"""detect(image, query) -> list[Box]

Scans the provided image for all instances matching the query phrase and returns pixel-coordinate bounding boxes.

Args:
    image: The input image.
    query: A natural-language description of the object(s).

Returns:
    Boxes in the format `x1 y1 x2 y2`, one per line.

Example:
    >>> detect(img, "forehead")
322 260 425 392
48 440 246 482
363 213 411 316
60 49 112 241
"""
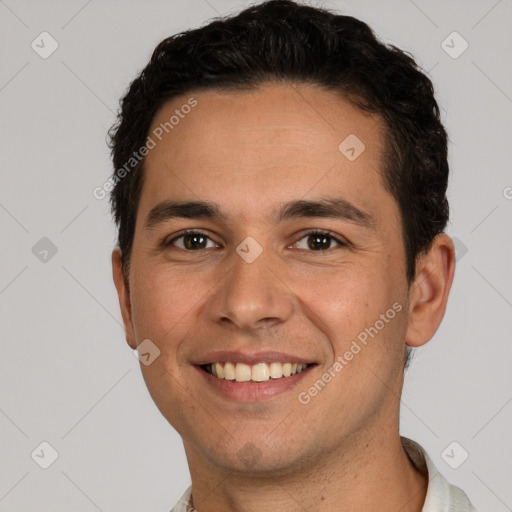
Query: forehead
138 83 392 226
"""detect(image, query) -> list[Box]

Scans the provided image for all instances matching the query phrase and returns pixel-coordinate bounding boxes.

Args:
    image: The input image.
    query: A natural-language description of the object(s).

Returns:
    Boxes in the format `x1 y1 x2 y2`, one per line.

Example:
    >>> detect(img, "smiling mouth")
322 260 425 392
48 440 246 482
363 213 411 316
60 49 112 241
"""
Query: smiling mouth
201 362 310 382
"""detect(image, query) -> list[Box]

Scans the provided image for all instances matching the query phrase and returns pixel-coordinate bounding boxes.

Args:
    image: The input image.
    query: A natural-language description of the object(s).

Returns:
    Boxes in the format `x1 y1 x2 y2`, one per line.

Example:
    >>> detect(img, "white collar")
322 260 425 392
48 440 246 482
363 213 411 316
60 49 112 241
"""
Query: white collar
401 437 476 511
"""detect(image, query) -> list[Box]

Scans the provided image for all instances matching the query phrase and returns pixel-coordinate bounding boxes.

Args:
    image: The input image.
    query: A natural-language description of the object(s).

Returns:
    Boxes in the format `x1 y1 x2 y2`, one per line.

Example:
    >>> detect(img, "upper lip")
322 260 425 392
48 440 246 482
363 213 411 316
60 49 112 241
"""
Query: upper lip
192 350 316 366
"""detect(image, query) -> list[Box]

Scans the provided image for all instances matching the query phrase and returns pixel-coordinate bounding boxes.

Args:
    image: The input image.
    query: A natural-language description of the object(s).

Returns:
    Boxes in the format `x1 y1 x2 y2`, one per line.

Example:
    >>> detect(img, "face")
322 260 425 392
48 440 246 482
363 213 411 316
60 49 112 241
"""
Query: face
113 83 429 476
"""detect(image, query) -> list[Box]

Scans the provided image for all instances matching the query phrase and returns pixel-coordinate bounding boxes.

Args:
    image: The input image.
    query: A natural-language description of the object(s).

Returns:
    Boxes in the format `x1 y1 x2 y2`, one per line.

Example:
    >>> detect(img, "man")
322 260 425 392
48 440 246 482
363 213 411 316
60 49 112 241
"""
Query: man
108 1 476 510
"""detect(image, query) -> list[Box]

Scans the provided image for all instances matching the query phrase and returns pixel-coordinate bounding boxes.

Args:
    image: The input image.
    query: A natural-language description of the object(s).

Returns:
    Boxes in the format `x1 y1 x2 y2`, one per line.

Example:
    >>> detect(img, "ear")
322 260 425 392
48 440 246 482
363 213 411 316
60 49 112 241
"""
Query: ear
112 248 136 349
405 233 456 347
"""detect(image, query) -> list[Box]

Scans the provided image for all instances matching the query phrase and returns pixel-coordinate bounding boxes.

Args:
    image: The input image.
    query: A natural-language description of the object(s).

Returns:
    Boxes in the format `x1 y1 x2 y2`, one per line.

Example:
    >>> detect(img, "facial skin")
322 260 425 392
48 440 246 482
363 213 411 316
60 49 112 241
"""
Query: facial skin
112 83 455 511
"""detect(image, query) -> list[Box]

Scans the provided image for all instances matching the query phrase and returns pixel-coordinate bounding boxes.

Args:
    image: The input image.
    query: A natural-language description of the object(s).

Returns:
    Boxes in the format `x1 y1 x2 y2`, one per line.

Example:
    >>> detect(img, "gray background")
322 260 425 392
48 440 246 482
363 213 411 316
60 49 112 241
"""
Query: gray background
1 0 511 510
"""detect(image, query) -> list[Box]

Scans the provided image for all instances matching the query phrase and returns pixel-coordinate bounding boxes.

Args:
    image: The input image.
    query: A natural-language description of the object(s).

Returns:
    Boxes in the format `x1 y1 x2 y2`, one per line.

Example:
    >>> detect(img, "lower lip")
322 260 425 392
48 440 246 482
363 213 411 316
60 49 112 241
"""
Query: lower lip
195 365 315 401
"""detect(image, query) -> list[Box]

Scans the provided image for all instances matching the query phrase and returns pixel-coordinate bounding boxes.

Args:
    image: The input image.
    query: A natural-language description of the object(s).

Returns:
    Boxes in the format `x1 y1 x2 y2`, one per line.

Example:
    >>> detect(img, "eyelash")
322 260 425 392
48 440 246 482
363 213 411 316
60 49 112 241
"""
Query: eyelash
163 229 348 252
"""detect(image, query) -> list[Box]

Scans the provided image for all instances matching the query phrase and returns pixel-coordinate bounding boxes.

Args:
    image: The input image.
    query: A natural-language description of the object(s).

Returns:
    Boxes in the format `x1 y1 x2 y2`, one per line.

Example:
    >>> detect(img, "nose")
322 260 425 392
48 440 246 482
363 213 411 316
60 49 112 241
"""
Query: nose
205 242 295 332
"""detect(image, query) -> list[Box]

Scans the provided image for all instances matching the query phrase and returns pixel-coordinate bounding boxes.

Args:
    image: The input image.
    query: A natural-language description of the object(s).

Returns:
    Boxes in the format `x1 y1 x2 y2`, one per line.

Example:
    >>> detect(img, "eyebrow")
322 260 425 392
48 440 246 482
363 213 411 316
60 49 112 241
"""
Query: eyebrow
144 197 376 231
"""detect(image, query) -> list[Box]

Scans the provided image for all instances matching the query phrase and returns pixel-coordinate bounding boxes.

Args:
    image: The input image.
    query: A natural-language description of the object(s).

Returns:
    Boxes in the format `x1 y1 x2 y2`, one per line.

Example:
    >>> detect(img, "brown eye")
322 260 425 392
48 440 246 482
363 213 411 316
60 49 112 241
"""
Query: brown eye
166 231 218 250
293 231 346 251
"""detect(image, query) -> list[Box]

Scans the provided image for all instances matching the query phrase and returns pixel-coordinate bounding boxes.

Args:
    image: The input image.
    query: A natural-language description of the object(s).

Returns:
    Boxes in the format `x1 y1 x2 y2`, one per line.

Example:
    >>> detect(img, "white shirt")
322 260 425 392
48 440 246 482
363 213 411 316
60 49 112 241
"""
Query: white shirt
169 437 476 511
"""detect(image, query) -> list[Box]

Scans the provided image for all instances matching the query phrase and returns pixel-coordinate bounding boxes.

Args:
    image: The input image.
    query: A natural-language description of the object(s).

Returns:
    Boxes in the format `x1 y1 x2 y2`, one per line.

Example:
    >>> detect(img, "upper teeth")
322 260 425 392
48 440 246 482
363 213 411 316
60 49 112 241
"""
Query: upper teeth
207 362 308 382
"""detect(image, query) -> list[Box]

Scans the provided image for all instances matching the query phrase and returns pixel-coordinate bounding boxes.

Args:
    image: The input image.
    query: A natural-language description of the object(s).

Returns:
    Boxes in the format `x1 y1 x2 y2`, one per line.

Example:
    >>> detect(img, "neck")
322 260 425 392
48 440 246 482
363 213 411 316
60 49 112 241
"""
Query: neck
183 429 428 512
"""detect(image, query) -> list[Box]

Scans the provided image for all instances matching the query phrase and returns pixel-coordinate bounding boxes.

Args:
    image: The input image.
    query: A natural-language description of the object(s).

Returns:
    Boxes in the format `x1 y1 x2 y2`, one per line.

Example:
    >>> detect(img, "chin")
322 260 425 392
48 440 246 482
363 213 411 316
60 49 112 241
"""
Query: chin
189 432 316 478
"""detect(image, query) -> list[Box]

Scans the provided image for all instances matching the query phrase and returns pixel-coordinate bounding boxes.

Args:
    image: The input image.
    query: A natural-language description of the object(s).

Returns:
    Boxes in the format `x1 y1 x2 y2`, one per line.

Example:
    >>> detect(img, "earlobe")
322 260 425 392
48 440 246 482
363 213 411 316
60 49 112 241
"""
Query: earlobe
112 248 136 349
405 234 456 348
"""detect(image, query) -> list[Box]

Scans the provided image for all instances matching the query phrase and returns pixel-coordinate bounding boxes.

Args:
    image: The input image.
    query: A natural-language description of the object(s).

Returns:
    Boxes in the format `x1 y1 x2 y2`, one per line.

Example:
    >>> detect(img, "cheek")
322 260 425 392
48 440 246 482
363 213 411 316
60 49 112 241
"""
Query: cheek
129 264 205 345
301 263 406 356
